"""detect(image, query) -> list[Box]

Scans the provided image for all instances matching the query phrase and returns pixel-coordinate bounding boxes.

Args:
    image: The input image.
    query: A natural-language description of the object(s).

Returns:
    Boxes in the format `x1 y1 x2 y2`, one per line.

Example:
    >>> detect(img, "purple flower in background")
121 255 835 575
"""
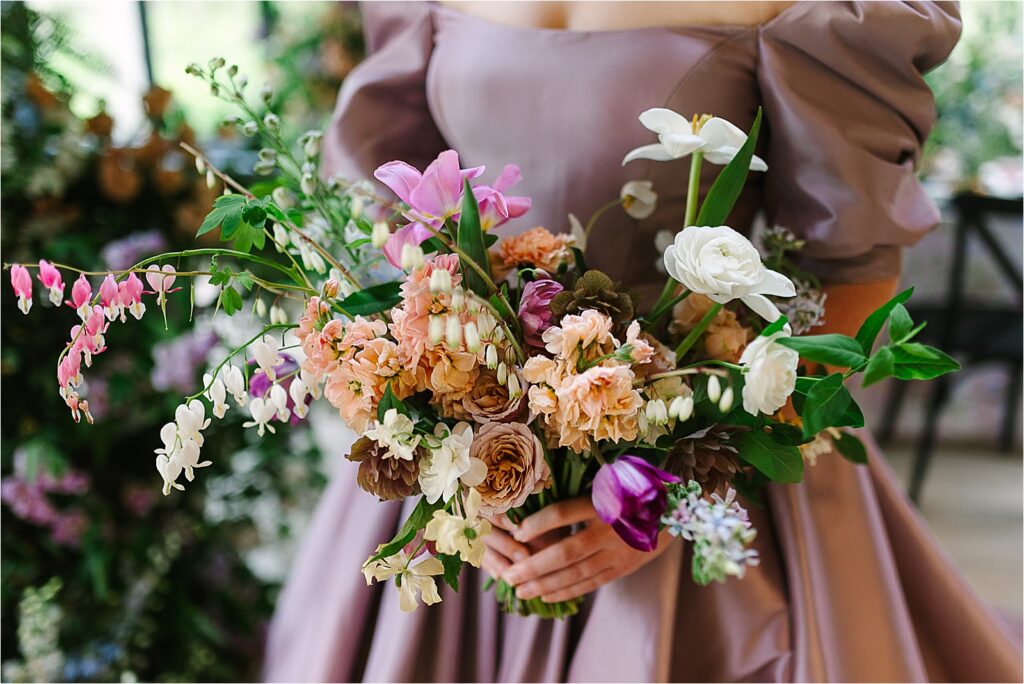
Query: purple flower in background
247 353 310 425
151 330 218 393
101 230 167 271
50 510 88 548
518 279 563 346
592 455 679 552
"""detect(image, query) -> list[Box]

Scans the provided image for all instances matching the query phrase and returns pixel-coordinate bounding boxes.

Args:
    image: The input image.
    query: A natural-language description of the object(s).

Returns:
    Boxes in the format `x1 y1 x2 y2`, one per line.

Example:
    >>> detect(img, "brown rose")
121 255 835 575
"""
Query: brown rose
470 422 550 513
347 436 420 501
461 368 526 424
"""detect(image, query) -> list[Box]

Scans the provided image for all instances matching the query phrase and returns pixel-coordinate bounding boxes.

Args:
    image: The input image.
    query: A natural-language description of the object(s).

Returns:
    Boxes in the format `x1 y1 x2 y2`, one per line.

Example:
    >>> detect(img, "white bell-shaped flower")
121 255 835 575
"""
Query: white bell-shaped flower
223 364 248 406
269 383 291 422
243 397 277 436
252 336 281 382
289 378 310 419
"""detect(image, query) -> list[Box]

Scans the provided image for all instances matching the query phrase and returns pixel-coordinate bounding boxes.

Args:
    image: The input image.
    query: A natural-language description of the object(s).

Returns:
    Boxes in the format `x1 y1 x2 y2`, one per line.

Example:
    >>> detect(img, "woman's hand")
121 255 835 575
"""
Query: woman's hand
480 512 564 580
492 498 675 603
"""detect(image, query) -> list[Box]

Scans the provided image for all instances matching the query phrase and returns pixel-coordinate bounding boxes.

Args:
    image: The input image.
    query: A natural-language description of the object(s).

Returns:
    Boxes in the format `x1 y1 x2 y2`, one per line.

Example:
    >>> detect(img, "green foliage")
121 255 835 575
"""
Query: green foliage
734 429 803 484
855 287 914 354
336 281 402 316
455 179 492 297
437 553 462 592
776 333 867 370
377 383 410 422
197 195 268 253
833 432 868 464
368 497 445 563
695 108 762 226
800 373 852 437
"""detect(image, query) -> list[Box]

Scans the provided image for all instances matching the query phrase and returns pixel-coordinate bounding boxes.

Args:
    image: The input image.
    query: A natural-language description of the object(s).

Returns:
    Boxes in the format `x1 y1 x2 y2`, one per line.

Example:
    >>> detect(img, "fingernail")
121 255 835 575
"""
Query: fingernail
513 528 527 542
513 550 528 562
516 583 535 600
504 568 523 584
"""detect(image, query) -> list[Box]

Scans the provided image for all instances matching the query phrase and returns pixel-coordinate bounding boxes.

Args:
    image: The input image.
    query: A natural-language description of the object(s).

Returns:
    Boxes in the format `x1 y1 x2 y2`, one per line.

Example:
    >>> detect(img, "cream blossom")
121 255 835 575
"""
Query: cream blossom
243 397 277 436
419 422 486 504
252 336 282 382
424 488 492 567
739 331 800 416
364 409 420 461
223 364 248 406
622 108 767 171
620 180 658 220
663 225 795 322
203 373 229 419
362 551 444 613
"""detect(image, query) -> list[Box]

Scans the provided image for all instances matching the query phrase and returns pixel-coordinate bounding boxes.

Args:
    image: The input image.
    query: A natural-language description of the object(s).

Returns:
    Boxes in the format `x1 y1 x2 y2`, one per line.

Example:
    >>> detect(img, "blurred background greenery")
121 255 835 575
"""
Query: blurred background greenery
0 1 1020 682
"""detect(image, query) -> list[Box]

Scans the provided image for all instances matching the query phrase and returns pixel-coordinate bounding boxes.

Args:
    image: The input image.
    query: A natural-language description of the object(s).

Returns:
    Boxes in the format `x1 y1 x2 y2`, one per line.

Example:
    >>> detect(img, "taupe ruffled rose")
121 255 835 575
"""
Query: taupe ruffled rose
461 368 526 424
470 422 550 513
347 436 421 501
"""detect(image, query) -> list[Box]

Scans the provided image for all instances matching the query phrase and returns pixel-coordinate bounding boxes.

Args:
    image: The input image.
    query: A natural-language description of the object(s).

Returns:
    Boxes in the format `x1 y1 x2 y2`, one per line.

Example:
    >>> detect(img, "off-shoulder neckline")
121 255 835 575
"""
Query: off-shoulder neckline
431 1 806 36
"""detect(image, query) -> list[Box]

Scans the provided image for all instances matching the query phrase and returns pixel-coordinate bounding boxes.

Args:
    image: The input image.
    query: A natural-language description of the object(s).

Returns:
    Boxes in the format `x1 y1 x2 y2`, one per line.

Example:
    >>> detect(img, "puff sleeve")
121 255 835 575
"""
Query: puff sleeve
321 2 448 182
758 1 961 282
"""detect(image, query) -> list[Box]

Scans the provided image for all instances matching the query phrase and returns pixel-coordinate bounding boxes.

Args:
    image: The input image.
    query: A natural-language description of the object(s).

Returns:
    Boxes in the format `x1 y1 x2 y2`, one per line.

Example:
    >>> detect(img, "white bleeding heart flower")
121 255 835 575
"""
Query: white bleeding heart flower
223 364 248 406
252 336 281 382
289 378 309 419
203 374 229 419
299 369 322 400
156 454 185 496
176 437 212 481
739 331 800 417
269 383 290 422
154 421 179 457
622 108 767 171
243 397 277 436
663 225 795 322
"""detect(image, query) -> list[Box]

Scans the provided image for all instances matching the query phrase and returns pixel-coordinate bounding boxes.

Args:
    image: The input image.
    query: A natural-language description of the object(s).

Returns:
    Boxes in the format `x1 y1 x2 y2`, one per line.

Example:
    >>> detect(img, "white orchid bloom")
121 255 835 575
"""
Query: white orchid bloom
243 397 277 436
361 551 444 613
176 437 211 481
424 488 492 567
418 422 486 505
156 454 185 496
623 108 767 171
289 378 310 419
269 383 291 422
620 180 658 220
252 336 281 381
223 364 248 406
203 374 229 419
364 409 420 461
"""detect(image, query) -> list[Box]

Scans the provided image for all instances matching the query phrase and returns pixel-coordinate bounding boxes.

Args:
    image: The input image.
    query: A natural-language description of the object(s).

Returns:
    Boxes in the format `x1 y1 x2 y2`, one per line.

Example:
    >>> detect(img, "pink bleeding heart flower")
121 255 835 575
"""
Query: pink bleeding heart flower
517 278 564 346
146 264 177 305
37 260 64 306
118 272 146 320
474 164 532 231
10 265 33 314
67 274 93 320
99 274 122 321
592 455 679 552
58 350 83 393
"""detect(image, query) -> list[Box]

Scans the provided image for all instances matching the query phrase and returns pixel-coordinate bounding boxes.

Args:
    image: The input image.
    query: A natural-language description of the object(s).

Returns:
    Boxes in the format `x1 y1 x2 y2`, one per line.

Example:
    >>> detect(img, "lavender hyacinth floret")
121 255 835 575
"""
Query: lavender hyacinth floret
662 480 760 585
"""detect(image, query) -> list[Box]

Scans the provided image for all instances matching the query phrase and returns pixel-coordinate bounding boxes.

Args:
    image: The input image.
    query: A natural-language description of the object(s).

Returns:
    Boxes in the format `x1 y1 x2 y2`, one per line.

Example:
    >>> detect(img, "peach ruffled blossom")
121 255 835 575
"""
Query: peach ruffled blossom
491 227 573 279
542 309 615 361
555 365 642 447
671 293 753 363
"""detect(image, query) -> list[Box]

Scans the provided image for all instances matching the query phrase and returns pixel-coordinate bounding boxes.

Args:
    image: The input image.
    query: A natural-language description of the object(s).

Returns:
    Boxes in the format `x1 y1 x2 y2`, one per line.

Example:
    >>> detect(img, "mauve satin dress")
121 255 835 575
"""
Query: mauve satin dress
264 2 1023 681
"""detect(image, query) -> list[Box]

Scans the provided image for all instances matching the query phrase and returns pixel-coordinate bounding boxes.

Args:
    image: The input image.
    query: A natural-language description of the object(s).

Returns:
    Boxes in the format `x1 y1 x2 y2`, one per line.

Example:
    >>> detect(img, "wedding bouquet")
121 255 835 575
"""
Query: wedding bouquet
5 59 959 620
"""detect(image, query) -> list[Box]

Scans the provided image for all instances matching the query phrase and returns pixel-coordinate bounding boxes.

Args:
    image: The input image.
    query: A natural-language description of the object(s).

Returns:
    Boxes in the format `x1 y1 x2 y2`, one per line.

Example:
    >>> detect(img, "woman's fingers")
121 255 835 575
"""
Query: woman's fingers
503 524 604 585
482 526 531 563
513 551 614 600
540 567 621 603
484 512 517 533
513 498 598 543
481 548 512 580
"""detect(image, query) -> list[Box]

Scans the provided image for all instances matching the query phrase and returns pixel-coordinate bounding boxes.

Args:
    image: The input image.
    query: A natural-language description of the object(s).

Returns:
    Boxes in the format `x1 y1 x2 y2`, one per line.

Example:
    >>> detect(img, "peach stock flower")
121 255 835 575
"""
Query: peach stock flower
491 227 573 279
542 309 615 361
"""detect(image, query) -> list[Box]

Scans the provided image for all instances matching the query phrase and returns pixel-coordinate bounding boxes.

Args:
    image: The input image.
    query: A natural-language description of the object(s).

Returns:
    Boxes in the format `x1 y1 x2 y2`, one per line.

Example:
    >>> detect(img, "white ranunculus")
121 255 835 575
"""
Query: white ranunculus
663 225 795 321
620 180 658 219
622 108 767 171
418 422 486 504
739 332 800 416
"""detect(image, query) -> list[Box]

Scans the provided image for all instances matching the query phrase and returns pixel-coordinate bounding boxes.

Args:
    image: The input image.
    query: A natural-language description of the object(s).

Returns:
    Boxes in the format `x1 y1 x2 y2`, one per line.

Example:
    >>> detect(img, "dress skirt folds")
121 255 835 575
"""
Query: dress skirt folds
265 2 1023 681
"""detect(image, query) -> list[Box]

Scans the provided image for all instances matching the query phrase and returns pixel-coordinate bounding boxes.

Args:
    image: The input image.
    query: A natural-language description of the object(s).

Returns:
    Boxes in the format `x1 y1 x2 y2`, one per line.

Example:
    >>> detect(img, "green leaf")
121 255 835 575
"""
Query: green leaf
337 281 402 316
735 428 803 483
889 304 913 342
862 346 895 387
801 372 851 436
456 178 492 296
377 382 410 421
219 286 243 315
833 432 868 464
242 198 268 227
766 422 813 446
369 497 444 563
855 287 914 353
776 334 868 370
891 342 960 380
760 314 788 338
695 108 762 226
197 194 247 238
836 398 866 429
437 553 462 592
235 271 255 292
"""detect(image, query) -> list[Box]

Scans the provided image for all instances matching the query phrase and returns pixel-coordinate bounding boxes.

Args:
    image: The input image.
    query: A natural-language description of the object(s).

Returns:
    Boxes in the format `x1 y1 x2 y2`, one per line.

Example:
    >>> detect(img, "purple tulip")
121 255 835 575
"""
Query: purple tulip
518 279 563 346
592 455 679 552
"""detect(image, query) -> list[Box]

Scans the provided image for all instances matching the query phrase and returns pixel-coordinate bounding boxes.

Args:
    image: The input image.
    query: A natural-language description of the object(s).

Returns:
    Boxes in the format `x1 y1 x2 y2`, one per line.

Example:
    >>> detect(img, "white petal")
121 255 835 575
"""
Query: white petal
462 458 487 487
658 132 706 159
700 117 748 150
741 293 783 322
754 268 797 298
638 107 693 136
622 143 676 166
749 154 768 172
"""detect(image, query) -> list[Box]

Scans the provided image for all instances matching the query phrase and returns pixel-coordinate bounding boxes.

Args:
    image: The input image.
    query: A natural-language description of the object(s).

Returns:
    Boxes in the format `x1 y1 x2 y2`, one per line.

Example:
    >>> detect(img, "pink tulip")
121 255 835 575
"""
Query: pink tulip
67 274 93 319
382 223 434 269
37 260 64 306
474 164 532 231
375 150 484 224
10 265 32 314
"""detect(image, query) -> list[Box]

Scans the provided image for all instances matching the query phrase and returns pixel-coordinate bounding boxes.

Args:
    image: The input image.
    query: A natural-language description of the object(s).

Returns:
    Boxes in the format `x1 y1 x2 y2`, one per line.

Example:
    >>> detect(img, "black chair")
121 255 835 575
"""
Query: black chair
876 191 1023 503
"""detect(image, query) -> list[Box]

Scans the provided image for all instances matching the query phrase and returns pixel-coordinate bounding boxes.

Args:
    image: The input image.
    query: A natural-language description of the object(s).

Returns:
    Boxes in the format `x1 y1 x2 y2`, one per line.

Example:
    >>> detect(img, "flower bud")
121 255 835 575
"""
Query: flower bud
646 399 668 425
303 132 322 158
428 315 445 345
371 221 390 248
400 244 424 271
677 395 694 422
271 186 292 209
350 195 364 219
507 373 522 400
464 322 482 352
322 279 341 299
222 114 241 126
706 375 722 403
209 57 225 70
449 287 465 311
485 344 499 369
242 121 259 137
272 223 289 251
261 83 274 103
195 157 206 174
206 170 216 190
429 268 452 294
668 395 689 421
227 64 238 77
270 304 288 325
300 173 317 196
445 315 462 349
263 113 280 131
209 83 220 96
718 386 734 413
253 160 276 176
254 297 267 318
497 362 508 385
186 63 203 76
258 148 277 162
234 74 248 90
